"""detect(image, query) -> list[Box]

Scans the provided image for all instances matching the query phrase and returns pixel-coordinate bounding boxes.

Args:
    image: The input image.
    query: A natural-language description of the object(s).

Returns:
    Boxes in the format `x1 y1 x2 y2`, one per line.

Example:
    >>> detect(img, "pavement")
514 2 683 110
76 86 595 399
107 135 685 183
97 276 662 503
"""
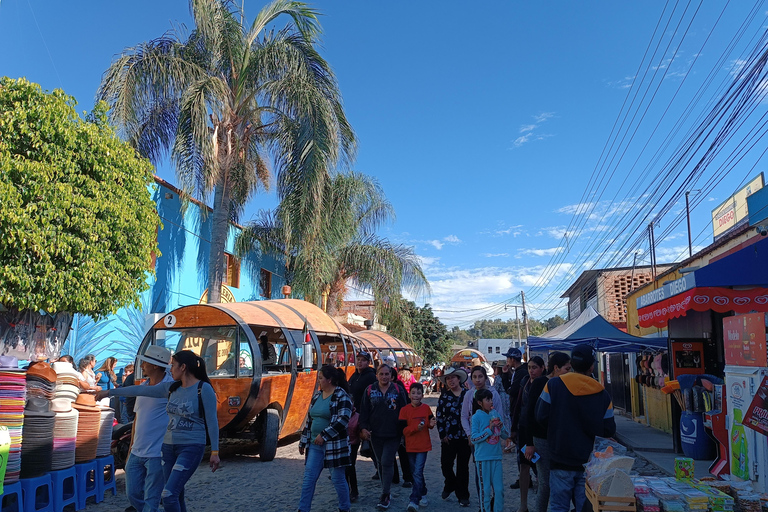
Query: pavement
613 414 714 480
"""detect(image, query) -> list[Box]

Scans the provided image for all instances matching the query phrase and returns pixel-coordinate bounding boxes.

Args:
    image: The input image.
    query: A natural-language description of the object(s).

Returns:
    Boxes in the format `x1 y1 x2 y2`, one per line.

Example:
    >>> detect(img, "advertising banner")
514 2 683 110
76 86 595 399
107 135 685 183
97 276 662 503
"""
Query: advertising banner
723 313 768 367
672 341 704 376
742 376 768 437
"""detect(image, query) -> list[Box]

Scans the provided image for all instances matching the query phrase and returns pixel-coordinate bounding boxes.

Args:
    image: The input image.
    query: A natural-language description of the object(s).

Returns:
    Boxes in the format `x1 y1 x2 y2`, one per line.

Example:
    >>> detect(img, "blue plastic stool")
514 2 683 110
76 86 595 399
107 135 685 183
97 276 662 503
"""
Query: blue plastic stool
49 467 77 512
20 474 53 512
73 462 97 511
94 456 116 502
0 480 23 512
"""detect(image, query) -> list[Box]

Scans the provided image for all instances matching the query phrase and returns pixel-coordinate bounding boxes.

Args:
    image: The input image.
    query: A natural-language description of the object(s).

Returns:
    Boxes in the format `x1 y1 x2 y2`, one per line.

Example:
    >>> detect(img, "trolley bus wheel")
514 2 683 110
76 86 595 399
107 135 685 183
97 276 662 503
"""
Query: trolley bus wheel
259 409 280 462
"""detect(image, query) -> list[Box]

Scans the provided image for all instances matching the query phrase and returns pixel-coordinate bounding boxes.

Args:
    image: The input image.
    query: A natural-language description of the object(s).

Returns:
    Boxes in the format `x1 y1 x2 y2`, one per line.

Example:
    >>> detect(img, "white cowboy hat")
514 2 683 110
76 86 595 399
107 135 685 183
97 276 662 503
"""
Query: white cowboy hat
439 367 468 386
137 346 172 369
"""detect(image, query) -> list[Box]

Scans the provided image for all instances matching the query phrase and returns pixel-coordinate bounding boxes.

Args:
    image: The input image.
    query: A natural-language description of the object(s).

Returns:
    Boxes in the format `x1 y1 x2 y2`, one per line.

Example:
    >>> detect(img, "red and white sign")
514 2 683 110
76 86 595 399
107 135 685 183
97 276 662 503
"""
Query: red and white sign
638 287 768 328
723 313 767 367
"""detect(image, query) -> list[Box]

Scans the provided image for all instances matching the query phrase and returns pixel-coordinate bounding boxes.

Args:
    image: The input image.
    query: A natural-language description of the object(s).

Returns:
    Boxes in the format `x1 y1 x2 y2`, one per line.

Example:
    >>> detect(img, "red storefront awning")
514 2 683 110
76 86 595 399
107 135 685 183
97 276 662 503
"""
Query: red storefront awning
638 287 768 328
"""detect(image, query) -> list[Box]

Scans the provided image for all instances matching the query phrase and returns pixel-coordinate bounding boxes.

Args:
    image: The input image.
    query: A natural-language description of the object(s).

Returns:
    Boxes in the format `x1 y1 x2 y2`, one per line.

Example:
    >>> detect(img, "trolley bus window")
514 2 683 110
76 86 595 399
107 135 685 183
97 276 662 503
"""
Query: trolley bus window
175 327 239 377
252 328 290 374
237 328 253 378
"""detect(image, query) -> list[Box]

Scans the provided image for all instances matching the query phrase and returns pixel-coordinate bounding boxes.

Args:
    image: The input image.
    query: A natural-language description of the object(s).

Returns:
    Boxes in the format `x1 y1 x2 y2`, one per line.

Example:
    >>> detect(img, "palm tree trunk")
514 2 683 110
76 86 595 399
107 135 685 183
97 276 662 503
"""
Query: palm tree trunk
208 175 231 304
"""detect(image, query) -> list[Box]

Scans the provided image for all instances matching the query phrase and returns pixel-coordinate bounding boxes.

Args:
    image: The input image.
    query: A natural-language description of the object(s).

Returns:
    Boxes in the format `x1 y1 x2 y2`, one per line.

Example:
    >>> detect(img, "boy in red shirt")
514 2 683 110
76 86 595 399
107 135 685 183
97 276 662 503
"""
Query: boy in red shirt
399 382 436 512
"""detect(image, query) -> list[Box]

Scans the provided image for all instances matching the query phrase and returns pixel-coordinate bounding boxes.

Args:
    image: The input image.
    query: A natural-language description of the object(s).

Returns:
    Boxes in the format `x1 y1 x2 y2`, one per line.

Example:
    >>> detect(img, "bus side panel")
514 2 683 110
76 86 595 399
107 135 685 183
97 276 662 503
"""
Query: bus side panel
280 371 317 437
210 378 252 430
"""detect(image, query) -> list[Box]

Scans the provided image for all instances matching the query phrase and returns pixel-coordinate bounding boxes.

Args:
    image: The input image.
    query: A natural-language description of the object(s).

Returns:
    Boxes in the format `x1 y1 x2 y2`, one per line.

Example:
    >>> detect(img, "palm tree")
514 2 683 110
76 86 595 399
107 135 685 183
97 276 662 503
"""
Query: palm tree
98 0 355 303
236 172 429 327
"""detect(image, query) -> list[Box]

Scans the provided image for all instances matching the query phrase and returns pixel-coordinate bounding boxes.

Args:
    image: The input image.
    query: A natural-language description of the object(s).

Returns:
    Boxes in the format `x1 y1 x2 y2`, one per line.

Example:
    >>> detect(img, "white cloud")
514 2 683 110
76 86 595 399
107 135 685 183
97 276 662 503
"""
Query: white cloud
417 256 440 268
492 224 524 237
444 235 461 243
556 202 596 215
518 247 563 257
483 253 509 258
428 240 444 250
512 112 555 148
513 133 533 147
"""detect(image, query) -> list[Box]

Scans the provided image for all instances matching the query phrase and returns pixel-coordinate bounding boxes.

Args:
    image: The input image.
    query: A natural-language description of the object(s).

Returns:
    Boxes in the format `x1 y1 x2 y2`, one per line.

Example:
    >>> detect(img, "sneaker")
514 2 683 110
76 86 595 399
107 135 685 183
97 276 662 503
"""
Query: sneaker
402 480 413 488
407 502 419 512
441 490 452 500
459 499 470 507
419 497 429 507
377 493 391 509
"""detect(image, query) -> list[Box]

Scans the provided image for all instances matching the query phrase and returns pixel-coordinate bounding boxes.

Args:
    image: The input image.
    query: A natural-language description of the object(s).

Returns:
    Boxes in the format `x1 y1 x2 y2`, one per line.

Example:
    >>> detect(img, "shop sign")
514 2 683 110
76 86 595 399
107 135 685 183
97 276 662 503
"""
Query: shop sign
639 287 768 328
711 173 764 240
742 376 768 436
636 273 697 309
723 313 767 367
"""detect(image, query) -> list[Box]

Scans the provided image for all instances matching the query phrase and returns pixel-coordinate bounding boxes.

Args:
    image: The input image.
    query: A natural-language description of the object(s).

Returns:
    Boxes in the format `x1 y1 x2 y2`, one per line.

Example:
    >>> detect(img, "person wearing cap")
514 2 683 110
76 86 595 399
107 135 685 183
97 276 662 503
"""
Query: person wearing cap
100 350 220 512
123 346 174 512
535 344 615 512
346 351 378 502
436 367 471 507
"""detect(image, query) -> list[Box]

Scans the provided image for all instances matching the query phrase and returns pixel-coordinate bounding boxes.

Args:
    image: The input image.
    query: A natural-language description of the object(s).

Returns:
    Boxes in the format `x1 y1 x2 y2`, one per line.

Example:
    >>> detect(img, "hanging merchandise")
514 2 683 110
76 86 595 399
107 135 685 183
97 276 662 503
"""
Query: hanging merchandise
742 376 768 436
0 355 26 485
0 426 9 494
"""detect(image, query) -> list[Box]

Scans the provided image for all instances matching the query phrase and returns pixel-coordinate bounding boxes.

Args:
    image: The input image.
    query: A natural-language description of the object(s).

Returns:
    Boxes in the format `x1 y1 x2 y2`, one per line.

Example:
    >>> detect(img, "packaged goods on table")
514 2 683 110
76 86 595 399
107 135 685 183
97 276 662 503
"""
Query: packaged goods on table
637 493 661 512
738 494 762 512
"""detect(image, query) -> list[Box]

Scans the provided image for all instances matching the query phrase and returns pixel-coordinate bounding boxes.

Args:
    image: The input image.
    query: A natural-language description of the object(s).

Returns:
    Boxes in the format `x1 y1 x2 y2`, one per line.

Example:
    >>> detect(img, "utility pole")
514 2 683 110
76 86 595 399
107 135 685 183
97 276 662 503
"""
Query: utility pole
514 307 522 344
685 191 693 258
521 291 530 339
648 223 657 280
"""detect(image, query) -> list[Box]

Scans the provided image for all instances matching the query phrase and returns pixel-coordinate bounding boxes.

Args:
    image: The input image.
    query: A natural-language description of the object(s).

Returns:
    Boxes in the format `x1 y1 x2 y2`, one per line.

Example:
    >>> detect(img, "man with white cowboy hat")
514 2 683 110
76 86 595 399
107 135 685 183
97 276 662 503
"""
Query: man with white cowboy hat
124 345 174 512
436 367 471 507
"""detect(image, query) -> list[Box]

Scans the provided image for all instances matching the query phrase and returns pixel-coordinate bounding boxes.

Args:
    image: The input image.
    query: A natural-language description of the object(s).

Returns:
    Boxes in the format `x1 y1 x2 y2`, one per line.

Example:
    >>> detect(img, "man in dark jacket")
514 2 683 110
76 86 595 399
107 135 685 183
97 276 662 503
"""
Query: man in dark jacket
346 351 378 501
536 344 616 512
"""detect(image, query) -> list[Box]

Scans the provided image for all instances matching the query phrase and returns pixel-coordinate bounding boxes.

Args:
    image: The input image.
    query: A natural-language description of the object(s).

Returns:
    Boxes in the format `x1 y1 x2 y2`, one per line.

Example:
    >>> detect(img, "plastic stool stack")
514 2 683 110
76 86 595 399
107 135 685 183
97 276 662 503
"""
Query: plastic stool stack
0 480 22 512
94 455 116 502
20 474 53 512
73 461 97 511
49 466 77 512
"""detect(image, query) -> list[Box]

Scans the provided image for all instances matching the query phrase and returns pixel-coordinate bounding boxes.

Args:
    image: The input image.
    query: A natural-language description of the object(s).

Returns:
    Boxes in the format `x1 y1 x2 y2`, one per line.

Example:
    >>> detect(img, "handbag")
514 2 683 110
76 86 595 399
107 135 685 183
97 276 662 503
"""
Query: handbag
347 409 360 445
359 439 373 458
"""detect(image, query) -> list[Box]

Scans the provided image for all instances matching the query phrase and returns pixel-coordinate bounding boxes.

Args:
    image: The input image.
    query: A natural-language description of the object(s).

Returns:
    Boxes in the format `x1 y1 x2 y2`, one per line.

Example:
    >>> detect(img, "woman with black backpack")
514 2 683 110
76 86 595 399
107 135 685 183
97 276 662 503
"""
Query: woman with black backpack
99 350 220 512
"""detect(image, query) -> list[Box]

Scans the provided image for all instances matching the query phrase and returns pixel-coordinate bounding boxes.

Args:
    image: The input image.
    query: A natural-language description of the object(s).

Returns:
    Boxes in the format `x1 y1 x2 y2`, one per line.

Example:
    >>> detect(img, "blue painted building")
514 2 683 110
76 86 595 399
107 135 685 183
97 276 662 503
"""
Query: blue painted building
62 177 287 369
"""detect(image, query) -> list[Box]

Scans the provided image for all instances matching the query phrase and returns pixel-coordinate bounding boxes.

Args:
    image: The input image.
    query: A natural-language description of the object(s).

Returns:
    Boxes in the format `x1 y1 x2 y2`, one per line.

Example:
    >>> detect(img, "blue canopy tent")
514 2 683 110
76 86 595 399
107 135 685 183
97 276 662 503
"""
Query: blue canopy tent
528 307 668 353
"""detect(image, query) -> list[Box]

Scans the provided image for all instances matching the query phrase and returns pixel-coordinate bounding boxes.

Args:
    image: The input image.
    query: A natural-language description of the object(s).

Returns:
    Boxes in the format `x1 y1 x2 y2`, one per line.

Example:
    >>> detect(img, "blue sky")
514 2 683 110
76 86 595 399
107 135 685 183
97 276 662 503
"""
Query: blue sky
2 1 767 328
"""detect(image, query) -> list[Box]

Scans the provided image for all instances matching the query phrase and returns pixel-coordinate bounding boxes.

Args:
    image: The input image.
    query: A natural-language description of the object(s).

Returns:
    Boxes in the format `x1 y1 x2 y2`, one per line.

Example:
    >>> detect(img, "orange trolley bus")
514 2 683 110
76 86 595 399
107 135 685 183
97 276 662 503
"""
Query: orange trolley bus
134 299 359 461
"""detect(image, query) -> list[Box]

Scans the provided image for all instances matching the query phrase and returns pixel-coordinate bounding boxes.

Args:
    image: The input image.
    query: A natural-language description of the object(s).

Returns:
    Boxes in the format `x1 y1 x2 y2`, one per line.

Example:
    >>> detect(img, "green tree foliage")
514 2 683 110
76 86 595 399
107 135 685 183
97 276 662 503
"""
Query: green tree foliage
0 78 159 316
383 301 450 366
444 314 568 348
236 172 428 318
98 0 355 304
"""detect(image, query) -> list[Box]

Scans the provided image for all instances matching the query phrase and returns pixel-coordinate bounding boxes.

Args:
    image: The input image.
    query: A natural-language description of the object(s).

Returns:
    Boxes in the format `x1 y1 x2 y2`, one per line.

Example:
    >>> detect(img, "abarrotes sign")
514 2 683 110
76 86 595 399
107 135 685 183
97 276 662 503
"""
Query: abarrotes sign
636 273 698 309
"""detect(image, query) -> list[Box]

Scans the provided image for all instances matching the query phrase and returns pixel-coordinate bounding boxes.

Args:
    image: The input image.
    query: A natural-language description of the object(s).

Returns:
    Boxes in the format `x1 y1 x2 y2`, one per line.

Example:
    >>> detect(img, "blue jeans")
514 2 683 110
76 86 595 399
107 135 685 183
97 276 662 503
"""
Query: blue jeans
298 444 351 512
407 452 428 504
160 443 205 512
549 468 586 512
125 453 164 512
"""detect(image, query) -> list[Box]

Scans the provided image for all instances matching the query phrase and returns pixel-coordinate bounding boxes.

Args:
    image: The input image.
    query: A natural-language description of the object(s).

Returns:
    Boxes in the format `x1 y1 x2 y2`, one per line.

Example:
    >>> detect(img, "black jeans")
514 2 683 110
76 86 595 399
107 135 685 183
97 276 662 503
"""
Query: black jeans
346 441 361 497
441 438 471 501
396 439 413 483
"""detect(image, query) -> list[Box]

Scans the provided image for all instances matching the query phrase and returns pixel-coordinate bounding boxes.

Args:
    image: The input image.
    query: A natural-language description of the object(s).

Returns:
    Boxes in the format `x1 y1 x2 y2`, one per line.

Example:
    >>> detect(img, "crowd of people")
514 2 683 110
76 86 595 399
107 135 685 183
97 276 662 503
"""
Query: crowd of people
296 343 616 512
49 343 615 512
